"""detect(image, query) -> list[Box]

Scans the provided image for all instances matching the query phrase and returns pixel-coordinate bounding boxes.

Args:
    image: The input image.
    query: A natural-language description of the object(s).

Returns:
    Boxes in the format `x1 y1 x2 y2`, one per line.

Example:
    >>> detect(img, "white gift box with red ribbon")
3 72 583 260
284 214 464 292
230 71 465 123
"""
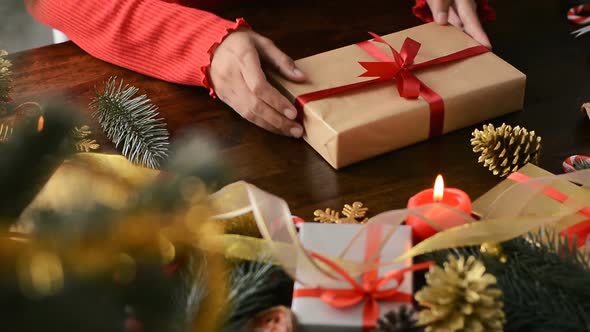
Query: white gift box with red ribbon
291 223 416 332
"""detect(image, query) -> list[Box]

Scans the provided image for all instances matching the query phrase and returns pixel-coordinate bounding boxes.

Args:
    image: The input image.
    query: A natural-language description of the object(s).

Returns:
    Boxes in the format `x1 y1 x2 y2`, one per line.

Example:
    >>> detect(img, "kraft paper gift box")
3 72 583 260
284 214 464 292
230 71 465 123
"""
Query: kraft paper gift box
270 23 526 169
292 223 413 332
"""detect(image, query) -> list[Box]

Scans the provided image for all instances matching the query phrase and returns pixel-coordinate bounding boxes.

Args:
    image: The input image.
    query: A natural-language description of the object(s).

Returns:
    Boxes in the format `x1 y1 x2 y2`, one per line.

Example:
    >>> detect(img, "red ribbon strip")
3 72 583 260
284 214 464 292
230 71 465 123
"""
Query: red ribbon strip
508 172 590 247
294 33 489 137
293 224 433 331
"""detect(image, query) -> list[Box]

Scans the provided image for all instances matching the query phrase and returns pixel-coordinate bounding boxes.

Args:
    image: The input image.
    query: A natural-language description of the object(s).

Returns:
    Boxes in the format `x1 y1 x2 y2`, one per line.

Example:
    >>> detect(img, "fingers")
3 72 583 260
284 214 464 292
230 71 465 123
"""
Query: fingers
218 67 303 138
210 30 306 137
238 84 304 138
254 36 306 82
427 0 453 25
448 7 463 29
455 0 491 48
239 49 300 122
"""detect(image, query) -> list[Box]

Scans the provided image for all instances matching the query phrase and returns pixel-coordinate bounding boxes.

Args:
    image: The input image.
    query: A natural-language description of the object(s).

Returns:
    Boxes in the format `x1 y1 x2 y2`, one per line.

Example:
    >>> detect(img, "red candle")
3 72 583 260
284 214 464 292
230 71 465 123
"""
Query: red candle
406 175 472 242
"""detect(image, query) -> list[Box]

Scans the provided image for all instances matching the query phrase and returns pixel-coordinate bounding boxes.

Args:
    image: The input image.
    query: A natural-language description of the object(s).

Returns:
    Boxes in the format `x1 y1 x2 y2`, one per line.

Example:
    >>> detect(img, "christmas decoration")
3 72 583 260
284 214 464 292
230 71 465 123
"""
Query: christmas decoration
0 101 43 142
479 242 507 263
415 255 505 332
569 4 590 37
313 201 368 223
563 155 590 173
0 103 98 152
245 306 296 332
471 123 542 177
0 104 234 332
425 229 590 332
72 125 100 152
90 77 169 169
0 49 12 106
224 259 290 331
375 306 423 332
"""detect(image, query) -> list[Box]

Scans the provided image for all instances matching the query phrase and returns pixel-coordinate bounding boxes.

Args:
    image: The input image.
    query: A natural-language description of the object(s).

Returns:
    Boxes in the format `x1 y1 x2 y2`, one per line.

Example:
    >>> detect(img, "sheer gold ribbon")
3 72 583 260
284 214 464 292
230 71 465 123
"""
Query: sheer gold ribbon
210 168 590 287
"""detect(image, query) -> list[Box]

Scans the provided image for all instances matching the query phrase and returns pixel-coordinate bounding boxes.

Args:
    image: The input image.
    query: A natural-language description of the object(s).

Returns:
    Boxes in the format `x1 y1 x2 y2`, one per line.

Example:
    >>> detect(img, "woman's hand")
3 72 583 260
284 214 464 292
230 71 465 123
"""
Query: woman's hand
427 0 491 48
209 29 306 138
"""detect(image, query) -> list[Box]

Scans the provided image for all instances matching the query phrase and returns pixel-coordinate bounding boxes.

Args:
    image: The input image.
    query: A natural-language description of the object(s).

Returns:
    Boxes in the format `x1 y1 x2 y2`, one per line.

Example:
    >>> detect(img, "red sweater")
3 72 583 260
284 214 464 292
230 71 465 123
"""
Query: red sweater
27 0 494 95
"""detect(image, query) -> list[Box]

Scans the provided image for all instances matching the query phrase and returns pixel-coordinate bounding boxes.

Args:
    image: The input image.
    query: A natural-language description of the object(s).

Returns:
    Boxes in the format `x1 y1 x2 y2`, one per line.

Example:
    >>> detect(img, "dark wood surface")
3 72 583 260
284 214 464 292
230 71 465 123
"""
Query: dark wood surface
8 0 590 220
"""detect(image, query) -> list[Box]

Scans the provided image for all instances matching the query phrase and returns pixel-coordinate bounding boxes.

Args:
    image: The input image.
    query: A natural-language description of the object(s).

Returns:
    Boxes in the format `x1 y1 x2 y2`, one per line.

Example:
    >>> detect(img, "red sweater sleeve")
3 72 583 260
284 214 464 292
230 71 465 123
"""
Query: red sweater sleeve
26 0 248 92
413 0 496 23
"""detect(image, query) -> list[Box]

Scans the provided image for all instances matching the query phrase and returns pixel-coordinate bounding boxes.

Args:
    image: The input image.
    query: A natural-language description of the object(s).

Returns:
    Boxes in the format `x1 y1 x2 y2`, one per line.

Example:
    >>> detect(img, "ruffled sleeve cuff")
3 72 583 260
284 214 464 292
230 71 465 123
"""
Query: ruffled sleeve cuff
201 17 250 98
413 0 496 23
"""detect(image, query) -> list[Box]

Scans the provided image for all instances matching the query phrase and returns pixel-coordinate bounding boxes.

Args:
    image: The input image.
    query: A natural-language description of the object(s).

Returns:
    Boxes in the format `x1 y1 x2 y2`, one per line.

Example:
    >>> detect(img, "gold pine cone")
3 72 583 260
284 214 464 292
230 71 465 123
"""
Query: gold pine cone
471 123 541 177
415 255 505 332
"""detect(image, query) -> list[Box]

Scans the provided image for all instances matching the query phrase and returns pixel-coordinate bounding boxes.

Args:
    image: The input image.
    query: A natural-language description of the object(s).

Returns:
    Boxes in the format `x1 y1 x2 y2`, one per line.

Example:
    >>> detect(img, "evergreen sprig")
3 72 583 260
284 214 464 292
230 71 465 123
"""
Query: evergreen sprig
90 77 169 169
224 259 289 331
376 306 423 332
423 231 590 332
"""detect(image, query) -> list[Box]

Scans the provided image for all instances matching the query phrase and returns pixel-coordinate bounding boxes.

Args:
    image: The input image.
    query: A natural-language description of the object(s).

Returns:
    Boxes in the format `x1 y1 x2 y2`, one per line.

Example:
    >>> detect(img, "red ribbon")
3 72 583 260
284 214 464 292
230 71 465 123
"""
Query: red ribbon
294 33 489 137
293 224 433 331
509 172 590 247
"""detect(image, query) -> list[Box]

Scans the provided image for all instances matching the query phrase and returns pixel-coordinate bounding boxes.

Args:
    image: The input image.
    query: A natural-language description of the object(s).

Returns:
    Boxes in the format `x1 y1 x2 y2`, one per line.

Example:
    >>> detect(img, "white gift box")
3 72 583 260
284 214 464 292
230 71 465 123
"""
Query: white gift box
292 223 413 332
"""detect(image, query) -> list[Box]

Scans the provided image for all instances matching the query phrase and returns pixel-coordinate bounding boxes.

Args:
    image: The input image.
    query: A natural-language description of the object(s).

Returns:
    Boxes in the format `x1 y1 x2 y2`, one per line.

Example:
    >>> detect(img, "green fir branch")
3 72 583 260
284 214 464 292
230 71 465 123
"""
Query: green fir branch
90 77 169 169
224 259 288 331
423 231 590 332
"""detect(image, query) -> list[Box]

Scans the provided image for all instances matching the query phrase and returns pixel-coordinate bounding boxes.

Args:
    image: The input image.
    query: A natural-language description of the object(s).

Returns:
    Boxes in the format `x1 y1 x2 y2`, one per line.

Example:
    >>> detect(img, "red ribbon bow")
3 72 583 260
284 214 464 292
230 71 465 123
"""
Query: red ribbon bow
294 33 489 138
293 224 433 331
358 33 423 99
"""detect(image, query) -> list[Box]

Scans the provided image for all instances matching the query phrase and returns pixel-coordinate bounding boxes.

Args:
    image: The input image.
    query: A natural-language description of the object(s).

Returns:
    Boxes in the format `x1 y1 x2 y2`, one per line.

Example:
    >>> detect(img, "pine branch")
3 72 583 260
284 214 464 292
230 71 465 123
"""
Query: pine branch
423 232 590 332
90 77 169 169
224 259 289 332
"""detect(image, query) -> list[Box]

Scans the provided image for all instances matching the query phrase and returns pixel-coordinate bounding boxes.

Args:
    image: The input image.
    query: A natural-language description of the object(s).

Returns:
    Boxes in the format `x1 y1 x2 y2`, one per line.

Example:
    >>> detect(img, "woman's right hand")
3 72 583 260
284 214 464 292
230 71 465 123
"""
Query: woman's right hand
209 29 306 138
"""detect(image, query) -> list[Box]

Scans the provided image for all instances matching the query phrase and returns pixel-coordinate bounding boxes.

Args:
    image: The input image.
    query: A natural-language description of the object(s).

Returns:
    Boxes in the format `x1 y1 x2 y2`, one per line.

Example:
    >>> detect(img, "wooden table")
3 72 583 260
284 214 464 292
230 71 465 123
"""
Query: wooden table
8 0 590 220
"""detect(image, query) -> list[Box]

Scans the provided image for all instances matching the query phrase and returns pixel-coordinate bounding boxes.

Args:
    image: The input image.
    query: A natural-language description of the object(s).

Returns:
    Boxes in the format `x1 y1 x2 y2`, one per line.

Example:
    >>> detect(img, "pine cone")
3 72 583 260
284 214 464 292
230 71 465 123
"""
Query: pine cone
471 123 541 177
415 255 505 332
375 305 424 332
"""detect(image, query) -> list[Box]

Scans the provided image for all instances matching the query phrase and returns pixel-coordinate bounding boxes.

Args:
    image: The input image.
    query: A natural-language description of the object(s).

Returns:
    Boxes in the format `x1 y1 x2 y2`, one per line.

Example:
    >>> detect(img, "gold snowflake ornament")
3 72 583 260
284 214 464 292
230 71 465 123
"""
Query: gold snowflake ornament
72 125 100 152
313 202 368 224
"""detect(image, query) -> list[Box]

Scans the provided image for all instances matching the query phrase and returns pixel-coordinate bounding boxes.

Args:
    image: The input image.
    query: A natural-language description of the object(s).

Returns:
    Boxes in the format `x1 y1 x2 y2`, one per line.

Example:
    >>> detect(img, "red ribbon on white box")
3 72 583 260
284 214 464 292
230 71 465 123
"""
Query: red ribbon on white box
293 224 432 331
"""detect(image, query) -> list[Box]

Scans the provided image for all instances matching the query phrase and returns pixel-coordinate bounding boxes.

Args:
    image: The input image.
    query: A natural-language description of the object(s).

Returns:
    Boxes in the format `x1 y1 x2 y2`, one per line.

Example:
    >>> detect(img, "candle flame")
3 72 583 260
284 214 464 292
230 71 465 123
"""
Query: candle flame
433 174 444 202
37 116 44 133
